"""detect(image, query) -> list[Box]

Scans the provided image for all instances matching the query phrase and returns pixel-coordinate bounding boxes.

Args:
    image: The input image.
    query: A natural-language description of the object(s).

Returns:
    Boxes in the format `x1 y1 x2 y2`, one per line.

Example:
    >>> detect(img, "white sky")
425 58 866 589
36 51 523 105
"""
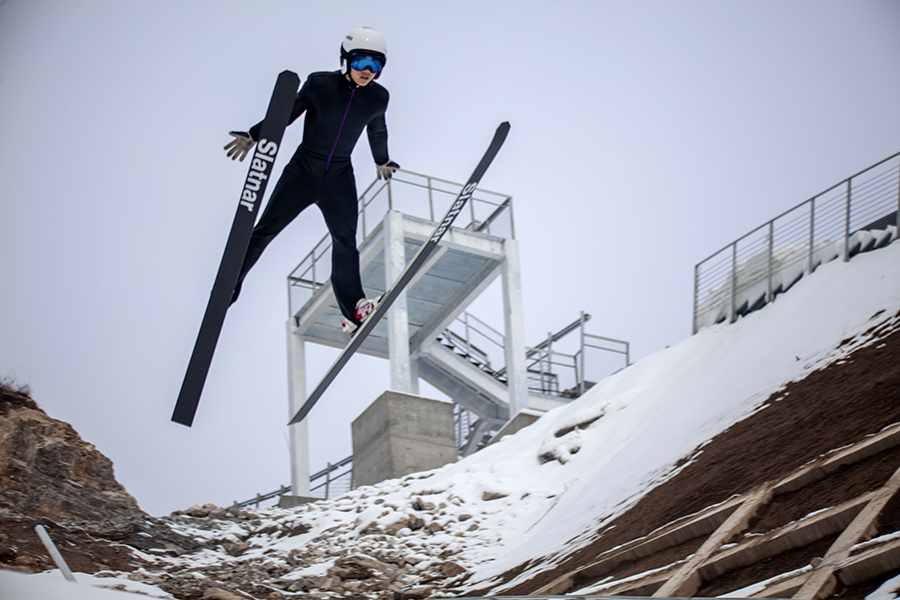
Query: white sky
1 0 898 517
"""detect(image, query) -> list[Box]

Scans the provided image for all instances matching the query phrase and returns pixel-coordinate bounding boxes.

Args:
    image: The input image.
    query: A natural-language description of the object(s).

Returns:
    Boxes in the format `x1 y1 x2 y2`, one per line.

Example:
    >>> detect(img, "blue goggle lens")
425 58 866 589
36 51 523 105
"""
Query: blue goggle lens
349 52 385 73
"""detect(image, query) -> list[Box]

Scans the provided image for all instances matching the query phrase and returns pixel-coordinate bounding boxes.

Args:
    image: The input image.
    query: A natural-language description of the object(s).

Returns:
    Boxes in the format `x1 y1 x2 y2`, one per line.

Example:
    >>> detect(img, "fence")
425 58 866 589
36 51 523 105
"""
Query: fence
454 403 486 452
235 456 353 508
287 169 514 318
693 152 900 333
308 456 353 499
441 312 631 398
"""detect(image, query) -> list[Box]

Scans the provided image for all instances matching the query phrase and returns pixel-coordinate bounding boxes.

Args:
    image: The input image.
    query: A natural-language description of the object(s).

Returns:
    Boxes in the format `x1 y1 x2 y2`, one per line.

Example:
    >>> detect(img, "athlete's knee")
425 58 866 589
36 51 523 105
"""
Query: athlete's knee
331 237 359 257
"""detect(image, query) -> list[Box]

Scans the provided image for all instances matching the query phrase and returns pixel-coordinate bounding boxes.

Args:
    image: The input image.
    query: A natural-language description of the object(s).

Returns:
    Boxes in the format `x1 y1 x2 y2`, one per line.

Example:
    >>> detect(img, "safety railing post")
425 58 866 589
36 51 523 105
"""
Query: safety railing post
729 243 738 323
427 176 435 221
579 312 587 396
692 263 700 335
767 221 774 304
325 462 332 499
311 251 316 300
544 332 553 394
843 178 852 262
33 521 77 583
808 197 816 275
464 313 471 356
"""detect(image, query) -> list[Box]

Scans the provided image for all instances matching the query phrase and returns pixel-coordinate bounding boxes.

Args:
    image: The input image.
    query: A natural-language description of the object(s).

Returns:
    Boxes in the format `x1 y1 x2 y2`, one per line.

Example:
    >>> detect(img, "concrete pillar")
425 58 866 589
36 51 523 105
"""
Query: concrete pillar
502 237 529 417
385 210 418 394
351 391 456 487
286 320 310 496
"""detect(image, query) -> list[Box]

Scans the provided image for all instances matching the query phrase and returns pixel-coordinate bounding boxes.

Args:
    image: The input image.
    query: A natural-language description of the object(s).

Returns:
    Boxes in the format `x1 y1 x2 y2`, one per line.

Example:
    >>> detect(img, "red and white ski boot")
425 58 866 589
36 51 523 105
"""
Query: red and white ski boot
340 297 381 337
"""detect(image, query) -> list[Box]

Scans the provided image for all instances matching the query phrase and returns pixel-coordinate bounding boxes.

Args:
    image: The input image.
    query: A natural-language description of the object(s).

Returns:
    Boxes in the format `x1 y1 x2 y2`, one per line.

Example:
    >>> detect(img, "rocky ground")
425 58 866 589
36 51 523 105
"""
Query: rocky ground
0 381 480 599
0 381 142 522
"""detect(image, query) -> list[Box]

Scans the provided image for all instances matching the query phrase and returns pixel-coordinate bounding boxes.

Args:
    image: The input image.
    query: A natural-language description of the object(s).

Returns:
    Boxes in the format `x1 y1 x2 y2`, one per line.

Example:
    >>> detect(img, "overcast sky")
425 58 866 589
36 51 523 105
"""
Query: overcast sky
1 0 898 516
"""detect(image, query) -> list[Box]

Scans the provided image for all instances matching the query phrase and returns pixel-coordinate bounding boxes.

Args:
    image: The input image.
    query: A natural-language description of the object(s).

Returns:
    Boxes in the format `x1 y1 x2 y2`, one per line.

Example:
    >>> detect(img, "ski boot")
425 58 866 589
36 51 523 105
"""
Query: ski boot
340 297 381 337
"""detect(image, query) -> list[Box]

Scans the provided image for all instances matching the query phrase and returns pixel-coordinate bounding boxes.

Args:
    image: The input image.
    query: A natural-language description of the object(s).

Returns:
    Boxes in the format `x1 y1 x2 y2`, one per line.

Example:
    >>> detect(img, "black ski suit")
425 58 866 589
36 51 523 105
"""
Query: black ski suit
234 70 391 323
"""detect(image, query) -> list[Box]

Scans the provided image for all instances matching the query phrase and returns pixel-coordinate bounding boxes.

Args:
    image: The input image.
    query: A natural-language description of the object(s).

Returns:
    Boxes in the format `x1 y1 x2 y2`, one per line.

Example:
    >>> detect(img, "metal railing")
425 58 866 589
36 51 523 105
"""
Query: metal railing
308 456 353 499
287 169 514 318
693 152 900 333
439 312 631 398
454 403 493 453
236 456 353 507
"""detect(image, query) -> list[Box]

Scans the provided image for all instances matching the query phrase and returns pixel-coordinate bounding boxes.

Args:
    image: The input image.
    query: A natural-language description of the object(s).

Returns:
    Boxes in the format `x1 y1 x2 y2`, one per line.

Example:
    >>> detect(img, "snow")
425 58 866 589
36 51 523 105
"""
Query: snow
0 568 174 599
720 565 813 598
868 573 900 600
6 241 900 598
460 242 900 589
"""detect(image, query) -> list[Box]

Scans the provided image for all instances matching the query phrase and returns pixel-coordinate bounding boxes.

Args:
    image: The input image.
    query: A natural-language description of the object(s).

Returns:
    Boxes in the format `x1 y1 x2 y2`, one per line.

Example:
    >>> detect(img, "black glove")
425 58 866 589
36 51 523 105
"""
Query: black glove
376 160 400 181
224 131 256 162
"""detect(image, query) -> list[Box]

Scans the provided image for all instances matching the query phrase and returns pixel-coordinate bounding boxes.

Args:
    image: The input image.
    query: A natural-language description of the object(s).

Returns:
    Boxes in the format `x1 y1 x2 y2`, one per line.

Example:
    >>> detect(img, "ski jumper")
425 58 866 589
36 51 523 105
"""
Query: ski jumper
235 70 390 322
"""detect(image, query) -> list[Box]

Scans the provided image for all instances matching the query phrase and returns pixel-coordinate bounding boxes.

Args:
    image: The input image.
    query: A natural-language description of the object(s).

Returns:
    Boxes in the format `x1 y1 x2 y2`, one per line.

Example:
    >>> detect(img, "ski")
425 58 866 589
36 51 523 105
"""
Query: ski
172 70 300 427
288 121 511 425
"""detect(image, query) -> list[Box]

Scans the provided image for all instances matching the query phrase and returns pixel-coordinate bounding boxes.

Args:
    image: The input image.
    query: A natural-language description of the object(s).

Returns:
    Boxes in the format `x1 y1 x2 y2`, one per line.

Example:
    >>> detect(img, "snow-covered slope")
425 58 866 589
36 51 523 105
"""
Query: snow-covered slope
464 239 900 589
7 241 900 599
192 239 898 594
0 569 173 599
385 239 900 591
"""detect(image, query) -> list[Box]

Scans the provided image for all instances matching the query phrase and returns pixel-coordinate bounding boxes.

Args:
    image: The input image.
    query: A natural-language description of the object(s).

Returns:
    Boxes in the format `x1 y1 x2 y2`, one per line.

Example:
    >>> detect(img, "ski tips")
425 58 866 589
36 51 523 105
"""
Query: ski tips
492 122 510 148
171 405 196 427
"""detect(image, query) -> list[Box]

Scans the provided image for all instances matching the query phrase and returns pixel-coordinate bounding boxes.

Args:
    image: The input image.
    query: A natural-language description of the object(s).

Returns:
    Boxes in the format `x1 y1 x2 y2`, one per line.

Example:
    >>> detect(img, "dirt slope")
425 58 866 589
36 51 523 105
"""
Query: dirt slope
489 309 900 598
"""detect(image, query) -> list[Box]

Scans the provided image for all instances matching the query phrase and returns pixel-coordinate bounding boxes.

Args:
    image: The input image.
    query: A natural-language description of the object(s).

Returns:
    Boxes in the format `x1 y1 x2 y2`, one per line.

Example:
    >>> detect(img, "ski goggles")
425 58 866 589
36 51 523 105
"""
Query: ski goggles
348 51 385 74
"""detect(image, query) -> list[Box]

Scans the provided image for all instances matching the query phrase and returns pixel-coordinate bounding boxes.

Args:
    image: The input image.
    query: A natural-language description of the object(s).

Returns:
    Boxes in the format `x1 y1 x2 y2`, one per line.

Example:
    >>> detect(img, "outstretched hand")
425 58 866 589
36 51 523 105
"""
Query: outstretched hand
224 131 256 161
377 160 400 181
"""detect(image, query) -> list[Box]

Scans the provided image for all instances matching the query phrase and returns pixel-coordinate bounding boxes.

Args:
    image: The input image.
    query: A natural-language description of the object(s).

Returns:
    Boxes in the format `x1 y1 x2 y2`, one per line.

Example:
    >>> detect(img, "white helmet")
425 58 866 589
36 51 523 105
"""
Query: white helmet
341 27 387 78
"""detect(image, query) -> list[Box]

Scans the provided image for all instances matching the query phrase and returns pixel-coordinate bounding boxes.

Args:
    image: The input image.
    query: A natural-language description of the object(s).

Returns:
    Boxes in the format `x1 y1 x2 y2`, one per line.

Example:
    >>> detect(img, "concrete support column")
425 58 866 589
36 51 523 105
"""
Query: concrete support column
352 391 455 487
286 320 310 496
385 210 418 395
502 237 529 417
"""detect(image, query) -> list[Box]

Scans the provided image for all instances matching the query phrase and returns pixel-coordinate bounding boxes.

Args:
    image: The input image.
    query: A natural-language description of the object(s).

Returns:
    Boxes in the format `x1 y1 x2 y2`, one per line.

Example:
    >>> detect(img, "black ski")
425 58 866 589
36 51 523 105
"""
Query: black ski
172 70 300 427
288 121 511 425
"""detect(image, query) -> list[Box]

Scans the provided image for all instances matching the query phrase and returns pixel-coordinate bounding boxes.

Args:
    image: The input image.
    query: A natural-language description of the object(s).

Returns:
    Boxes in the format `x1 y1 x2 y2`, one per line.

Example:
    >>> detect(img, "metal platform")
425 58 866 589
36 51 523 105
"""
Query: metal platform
292 211 507 360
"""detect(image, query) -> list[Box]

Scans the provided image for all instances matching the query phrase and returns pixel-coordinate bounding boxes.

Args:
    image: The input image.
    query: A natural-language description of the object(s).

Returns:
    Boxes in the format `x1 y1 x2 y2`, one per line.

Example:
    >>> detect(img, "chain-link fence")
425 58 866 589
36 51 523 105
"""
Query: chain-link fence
694 152 900 333
308 457 353 499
